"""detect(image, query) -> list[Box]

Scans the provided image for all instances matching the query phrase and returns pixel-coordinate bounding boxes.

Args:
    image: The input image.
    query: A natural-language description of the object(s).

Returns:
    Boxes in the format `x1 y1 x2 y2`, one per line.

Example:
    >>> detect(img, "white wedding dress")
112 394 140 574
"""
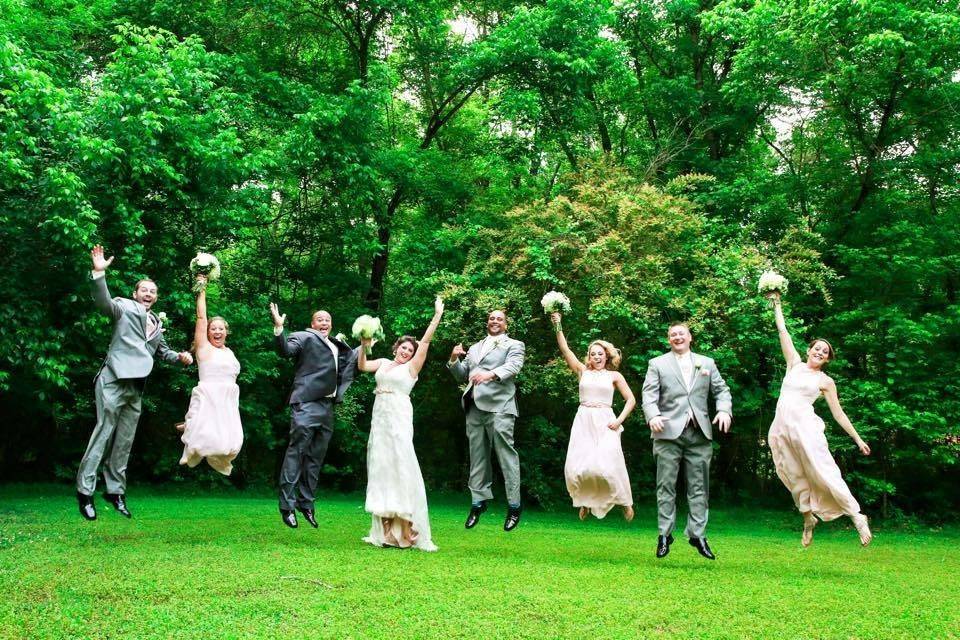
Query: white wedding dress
363 361 437 551
179 346 243 475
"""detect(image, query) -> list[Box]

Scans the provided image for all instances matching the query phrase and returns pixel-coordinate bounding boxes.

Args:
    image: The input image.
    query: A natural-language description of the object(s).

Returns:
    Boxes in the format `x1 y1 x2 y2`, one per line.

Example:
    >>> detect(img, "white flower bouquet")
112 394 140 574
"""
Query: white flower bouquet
541 290 571 332
190 252 221 292
352 315 385 355
758 270 788 297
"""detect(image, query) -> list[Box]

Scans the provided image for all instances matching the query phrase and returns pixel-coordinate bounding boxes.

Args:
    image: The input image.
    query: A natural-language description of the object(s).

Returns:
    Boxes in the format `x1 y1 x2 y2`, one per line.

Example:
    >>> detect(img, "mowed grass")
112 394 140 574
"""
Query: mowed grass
0 485 956 640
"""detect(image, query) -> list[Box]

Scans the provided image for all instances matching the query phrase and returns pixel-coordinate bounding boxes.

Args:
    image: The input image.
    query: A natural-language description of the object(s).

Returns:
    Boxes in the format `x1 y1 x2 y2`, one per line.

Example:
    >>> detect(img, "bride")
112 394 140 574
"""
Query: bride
178 274 243 475
357 297 444 551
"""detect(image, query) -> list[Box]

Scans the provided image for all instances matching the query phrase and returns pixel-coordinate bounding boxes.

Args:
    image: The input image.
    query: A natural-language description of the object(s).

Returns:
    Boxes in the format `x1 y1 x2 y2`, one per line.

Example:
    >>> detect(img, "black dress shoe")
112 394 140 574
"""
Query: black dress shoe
103 492 131 518
689 537 716 560
465 502 487 529
280 508 298 529
656 534 674 558
77 492 97 521
504 505 522 532
298 508 318 528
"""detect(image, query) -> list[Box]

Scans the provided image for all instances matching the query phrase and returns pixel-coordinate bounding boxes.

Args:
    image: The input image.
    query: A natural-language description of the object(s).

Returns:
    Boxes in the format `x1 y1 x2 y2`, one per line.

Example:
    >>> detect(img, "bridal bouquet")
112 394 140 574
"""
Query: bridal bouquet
352 315 385 355
758 270 788 297
190 252 221 292
541 290 571 332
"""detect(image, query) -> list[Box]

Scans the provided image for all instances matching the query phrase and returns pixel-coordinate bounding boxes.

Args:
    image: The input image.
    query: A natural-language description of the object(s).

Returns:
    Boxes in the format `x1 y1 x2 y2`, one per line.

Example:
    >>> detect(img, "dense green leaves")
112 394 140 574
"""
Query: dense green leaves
1 0 957 517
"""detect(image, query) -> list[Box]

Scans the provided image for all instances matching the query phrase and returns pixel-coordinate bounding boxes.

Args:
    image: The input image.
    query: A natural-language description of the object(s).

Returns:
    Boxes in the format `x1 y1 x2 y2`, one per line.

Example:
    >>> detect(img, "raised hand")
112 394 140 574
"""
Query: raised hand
434 296 445 316
90 245 115 272
450 343 466 360
269 302 286 329
766 291 781 306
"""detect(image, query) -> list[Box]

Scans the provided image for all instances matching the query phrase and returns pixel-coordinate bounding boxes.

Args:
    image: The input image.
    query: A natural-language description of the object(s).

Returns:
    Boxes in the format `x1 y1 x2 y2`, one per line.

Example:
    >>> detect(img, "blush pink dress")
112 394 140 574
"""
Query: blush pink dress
767 364 862 520
564 369 633 518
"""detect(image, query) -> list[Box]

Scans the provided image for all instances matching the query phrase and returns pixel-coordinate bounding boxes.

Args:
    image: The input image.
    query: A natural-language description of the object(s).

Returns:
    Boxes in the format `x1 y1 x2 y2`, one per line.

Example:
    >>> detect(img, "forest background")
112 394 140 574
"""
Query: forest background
2 0 958 519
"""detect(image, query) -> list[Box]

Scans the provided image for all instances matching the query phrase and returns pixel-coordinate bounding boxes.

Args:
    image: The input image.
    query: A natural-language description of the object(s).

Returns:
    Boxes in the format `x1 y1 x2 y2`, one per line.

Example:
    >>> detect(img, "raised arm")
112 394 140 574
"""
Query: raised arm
609 372 636 430
89 245 122 319
409 297 444 377
193 275 210 352
770 293 802 367
270 303 303 358
551 312 585 375
357 339 383 373
447 343 470 382
822 376 871 455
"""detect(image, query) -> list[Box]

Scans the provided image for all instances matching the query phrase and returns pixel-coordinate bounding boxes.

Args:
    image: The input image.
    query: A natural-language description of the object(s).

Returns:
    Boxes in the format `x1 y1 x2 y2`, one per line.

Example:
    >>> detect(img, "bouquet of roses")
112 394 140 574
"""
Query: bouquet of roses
352 315 385 355
190 252 221 292
541 290 571 332
758 270 788 298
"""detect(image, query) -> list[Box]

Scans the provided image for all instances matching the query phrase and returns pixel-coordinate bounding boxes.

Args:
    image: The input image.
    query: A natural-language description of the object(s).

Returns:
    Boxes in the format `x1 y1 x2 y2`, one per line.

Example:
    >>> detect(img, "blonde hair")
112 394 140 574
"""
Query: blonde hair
583 340 622 370
209 316 230 335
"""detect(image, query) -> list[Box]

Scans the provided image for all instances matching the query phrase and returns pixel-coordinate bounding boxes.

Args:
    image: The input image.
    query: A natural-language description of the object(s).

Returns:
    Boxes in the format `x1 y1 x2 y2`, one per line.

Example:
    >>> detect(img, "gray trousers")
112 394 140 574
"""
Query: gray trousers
466 406 521 505
278 399 334 511
76 376 144 496
653 422 713 538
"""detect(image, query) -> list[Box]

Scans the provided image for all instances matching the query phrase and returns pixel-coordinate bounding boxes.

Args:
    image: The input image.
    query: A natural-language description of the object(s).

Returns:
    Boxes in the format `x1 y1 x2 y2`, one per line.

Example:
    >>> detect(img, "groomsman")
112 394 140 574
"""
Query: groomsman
270 304 358 529
448 310 526 531
641 322 732 559
76 246 193 520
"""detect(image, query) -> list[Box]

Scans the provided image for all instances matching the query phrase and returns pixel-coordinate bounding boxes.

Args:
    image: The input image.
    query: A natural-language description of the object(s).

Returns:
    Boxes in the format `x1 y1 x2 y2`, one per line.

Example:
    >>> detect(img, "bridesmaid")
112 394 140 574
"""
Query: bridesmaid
178 274 243 475
551 312 635 521
766 291 872 546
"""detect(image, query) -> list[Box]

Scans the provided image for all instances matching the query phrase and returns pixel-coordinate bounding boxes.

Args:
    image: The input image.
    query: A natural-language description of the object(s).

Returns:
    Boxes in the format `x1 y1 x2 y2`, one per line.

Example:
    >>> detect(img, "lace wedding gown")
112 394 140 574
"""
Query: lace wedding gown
363 361 436 551
179 346 243 475
564 369 633 518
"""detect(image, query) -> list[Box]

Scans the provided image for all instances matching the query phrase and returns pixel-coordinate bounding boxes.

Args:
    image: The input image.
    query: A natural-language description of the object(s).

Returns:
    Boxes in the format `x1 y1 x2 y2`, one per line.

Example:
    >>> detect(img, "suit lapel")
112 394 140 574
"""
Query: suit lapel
306 328 334 355
666 353 688 390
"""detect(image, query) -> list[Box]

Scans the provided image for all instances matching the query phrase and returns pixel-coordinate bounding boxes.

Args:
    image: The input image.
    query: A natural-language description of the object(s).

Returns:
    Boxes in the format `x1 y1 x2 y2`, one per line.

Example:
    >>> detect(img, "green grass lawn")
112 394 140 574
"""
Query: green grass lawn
0 485 956 640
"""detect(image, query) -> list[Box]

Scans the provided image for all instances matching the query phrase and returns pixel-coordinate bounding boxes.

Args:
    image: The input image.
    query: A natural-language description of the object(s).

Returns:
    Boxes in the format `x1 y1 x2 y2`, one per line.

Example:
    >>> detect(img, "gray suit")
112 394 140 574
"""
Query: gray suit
275 328 358 511
448 335 525 505
76 274 182 496
641 351 732 538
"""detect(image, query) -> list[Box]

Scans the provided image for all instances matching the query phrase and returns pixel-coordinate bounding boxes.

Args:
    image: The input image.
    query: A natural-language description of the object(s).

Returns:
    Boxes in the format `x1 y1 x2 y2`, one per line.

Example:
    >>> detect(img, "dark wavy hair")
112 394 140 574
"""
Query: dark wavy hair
392 335 419 354
808 337 835 363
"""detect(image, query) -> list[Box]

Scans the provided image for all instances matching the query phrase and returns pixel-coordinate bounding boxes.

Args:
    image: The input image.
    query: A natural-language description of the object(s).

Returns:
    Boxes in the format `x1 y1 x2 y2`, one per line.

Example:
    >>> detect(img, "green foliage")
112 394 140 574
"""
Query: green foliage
1 0 958 517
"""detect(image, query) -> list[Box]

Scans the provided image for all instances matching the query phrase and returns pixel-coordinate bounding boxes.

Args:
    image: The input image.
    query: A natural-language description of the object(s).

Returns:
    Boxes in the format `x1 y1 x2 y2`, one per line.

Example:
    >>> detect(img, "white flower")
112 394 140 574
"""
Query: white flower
334 332 347 343
540 290 571 314
352 315 385 355
157 312 167 323
758 270 788 295
190 252 221 281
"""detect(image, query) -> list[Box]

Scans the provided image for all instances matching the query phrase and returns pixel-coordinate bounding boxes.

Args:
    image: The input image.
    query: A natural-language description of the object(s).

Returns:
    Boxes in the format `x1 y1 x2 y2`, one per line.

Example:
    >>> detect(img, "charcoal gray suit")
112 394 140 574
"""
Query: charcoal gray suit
76 272 182 496
275 328 358 511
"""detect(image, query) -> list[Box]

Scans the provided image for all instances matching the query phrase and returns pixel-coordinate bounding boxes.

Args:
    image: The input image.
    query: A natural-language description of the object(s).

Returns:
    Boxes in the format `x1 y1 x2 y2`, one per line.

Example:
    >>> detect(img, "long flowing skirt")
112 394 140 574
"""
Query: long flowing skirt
363 394 436 551
564 406 633 518
180 381 243 475
768 404 861 521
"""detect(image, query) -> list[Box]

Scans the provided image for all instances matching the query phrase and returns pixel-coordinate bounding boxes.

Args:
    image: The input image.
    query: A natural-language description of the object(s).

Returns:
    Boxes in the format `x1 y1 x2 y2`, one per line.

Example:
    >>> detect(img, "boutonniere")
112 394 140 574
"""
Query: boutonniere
492 337 505 349
157 312 167 323
334 332 347 343
696 358 709 376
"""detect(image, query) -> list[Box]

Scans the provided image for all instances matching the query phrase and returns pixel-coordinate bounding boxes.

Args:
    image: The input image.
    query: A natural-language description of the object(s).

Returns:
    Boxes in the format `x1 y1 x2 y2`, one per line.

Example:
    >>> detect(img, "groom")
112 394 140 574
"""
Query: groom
270 304 358 529
448 310 526 531
76 246 193 520
642 322 732 560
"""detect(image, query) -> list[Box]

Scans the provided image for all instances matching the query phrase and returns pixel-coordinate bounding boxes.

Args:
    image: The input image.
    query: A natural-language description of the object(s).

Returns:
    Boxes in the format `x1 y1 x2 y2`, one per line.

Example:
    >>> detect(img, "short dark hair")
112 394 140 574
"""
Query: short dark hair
808 338 835 362
392 335 419 354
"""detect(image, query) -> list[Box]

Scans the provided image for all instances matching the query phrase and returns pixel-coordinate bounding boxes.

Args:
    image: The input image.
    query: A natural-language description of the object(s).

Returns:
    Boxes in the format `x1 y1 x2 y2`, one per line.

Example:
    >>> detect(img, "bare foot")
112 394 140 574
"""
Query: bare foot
578 507 587 521
802 512 817 547
382 517 400 547
623 505 634 522
174 422 185 433
852 514 872 546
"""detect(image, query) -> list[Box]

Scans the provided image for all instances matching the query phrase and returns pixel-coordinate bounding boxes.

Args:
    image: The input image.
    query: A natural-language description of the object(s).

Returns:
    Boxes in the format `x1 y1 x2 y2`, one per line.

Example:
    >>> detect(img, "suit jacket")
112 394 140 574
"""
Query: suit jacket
91 274 180 382
447 335 525 416
641 351 733 440
276 329 358 404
